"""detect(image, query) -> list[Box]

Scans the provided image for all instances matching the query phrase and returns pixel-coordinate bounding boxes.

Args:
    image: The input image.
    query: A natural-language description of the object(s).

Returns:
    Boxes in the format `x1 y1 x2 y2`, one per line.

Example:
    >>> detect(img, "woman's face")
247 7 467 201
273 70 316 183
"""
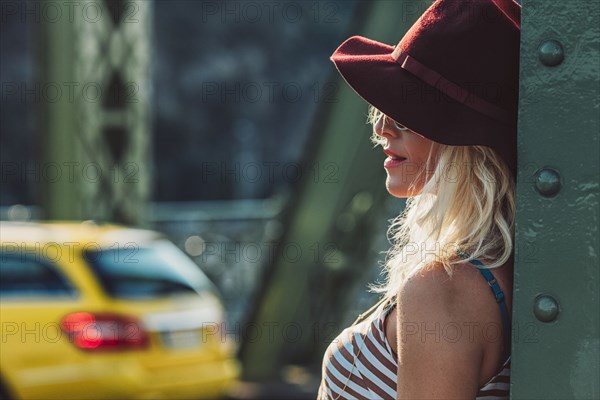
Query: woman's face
372 110 441 198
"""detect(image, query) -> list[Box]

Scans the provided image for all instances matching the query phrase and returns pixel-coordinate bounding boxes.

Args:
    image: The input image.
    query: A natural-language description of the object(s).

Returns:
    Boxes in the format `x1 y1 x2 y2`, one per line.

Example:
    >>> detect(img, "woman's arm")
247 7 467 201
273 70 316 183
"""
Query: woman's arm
395 263 485 399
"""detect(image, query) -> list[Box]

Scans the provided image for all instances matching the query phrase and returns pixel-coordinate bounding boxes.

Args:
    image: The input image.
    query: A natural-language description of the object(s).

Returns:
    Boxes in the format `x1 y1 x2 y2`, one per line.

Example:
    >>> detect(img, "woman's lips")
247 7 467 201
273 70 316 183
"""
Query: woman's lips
383 149 407 168
384 156 407 168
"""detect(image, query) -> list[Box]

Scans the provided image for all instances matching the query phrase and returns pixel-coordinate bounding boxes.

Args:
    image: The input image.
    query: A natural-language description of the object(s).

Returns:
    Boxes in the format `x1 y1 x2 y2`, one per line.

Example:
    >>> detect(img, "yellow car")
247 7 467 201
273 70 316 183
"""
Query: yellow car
0 221 240 399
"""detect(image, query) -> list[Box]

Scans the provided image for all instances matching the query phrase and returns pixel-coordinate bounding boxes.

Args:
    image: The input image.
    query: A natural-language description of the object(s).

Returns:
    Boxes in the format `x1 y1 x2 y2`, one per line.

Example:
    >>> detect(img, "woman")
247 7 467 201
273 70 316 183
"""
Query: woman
319 0 520 398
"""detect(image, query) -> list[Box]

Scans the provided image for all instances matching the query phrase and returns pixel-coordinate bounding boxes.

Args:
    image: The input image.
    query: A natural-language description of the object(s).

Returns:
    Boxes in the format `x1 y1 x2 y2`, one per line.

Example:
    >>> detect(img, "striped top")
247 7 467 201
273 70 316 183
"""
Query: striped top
318 268 511 399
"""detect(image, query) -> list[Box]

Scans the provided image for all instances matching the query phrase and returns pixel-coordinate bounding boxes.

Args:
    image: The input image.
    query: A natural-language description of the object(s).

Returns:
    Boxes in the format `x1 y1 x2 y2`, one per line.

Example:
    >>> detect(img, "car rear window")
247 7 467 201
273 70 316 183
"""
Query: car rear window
0 254 76 297
84 240 214 299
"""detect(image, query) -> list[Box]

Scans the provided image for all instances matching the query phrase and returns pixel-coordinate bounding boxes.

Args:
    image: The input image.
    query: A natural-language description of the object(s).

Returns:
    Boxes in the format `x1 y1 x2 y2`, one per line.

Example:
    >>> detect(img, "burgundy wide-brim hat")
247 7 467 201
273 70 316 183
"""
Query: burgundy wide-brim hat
330 0 521 178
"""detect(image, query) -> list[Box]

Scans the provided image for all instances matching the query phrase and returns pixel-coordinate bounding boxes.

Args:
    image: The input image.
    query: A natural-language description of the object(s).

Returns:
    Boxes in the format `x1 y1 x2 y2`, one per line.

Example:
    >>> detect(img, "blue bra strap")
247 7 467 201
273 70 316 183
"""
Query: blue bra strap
457 251 511 360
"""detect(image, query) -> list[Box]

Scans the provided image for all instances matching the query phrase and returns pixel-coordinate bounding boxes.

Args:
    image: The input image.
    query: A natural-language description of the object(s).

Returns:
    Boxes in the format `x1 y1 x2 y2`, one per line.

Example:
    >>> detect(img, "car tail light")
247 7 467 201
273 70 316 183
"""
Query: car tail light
61 312 149 351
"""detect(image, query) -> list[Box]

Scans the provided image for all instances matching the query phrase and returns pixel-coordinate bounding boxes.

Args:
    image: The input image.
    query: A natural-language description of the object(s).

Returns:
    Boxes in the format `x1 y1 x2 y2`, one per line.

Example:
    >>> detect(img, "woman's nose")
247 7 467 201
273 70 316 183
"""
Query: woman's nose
374 115 399 139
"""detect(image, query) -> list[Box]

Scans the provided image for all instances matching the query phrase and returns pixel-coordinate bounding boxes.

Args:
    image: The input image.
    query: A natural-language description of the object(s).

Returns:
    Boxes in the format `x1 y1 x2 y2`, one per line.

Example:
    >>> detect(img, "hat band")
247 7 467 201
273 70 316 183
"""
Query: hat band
391 47 512 124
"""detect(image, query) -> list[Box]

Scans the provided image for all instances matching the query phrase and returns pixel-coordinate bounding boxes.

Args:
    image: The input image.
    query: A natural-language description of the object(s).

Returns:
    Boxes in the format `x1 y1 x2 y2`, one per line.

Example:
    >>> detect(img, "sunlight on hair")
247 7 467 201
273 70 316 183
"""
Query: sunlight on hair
366 104 387 148
368 142 516 303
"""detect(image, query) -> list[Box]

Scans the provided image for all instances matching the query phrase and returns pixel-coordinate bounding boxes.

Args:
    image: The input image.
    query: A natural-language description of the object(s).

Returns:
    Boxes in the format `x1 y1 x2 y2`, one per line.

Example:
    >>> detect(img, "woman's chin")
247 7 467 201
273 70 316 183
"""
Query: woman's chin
386 176 423 198
385 180 409 198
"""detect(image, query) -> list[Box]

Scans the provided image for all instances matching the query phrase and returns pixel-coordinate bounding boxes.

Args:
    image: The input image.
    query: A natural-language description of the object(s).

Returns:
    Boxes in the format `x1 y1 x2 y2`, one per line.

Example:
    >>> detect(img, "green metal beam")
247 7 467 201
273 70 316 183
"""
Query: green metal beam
39 13 79 219
38 0 152 226
512 1 599 398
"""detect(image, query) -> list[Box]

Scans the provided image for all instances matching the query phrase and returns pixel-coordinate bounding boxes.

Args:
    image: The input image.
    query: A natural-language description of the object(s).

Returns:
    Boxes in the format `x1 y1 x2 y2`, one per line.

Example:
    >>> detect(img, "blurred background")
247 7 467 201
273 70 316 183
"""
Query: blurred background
2 1 600 400
1 1 427 398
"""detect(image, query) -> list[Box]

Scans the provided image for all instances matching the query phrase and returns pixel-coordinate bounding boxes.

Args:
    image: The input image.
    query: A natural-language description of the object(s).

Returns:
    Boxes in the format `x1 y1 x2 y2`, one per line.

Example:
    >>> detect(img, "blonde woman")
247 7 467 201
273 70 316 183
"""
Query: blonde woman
318 0 520 398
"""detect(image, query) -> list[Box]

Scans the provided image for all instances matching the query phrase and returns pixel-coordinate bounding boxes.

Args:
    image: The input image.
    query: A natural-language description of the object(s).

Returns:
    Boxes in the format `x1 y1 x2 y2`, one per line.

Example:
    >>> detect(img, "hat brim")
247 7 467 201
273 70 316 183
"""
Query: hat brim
330 35 516 176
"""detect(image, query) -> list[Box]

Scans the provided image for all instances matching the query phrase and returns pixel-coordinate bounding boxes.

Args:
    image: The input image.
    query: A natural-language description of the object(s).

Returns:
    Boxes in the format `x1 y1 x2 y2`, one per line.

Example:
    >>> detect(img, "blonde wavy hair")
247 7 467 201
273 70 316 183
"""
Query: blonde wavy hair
365 105 516 304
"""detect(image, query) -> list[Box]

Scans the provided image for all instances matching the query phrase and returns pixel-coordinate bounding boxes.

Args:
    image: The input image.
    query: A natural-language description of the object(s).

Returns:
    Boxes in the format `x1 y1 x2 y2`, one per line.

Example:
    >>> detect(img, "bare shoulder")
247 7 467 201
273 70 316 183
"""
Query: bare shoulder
399 261 494 318
393 262 494 398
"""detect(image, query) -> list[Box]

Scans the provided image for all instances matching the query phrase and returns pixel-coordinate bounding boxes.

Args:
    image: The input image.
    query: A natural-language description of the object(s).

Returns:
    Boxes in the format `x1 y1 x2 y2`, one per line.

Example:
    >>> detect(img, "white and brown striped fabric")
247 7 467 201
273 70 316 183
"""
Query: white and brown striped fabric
318 298 510 399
